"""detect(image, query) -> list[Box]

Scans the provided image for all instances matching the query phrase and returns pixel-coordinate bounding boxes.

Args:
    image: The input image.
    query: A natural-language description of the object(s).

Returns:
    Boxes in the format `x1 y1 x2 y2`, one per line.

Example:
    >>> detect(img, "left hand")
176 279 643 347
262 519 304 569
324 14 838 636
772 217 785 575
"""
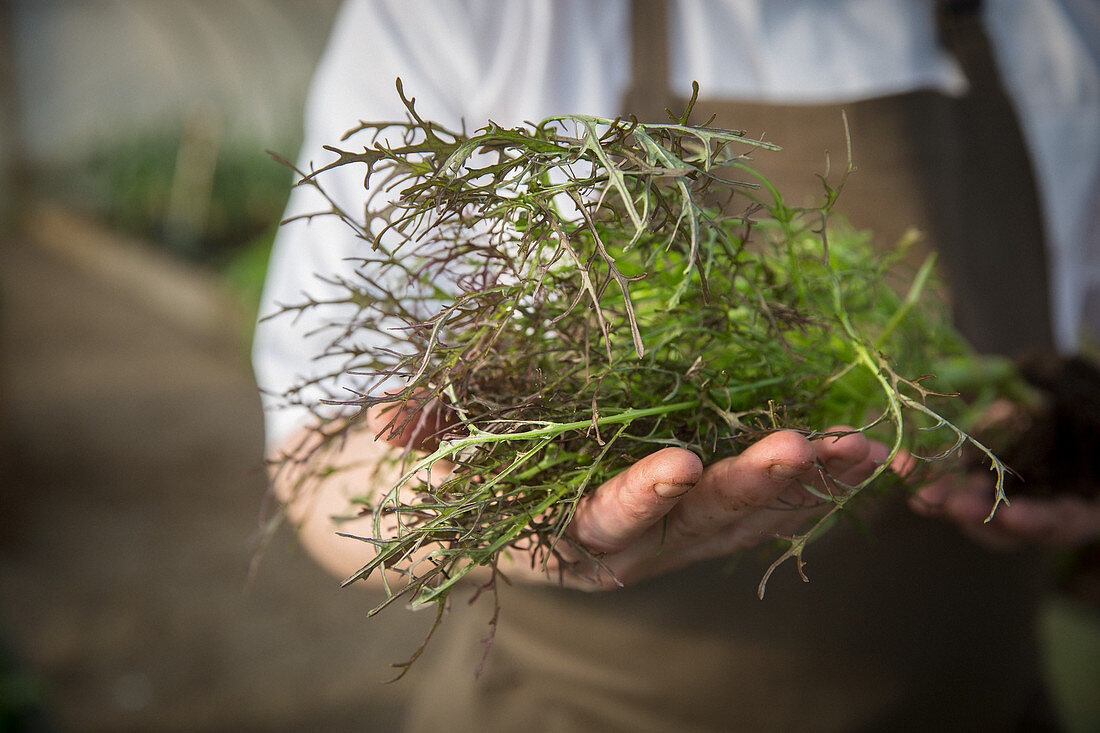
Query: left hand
909 472 1100 550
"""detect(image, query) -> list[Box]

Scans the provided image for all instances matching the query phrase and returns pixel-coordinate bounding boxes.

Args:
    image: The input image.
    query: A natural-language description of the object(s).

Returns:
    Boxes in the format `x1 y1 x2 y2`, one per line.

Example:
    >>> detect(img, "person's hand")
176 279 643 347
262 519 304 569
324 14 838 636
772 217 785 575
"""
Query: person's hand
507 427 898 590
909 473 1100 551
367 399 901 589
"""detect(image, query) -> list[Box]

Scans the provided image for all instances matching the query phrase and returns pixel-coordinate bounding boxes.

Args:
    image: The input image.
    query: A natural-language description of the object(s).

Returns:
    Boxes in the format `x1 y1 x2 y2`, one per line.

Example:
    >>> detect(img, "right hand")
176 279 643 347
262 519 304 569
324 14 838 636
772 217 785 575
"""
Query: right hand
367 399 899 590
527 427 897 589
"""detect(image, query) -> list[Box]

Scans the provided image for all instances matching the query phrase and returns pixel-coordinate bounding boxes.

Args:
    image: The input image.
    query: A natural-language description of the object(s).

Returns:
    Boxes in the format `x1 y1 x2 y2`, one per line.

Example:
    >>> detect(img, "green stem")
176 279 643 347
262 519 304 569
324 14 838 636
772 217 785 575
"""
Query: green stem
874 252 938 350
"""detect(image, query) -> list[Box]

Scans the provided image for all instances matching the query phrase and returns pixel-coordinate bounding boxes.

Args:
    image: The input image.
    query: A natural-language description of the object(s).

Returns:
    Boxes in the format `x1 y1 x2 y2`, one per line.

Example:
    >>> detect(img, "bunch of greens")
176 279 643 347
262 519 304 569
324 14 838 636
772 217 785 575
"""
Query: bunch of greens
272 82 1010 638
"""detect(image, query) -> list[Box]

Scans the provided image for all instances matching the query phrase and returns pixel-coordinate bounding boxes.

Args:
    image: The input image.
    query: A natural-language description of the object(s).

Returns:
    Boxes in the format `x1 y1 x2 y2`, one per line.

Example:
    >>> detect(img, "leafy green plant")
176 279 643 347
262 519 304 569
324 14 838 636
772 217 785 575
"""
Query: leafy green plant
269 82 1012 665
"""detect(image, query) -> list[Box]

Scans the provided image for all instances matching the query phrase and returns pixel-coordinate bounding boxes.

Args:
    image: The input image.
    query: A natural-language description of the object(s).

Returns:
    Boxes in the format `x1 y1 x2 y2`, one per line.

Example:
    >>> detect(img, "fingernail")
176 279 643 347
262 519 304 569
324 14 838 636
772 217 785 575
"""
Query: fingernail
768 462 808 481
654 481 693 498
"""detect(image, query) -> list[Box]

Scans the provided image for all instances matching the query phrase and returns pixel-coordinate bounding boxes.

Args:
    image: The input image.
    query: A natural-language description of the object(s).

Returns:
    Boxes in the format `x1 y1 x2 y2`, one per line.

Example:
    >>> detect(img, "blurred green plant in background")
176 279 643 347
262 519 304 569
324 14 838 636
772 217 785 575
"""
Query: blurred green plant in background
85 133 288 266
33 129 287 326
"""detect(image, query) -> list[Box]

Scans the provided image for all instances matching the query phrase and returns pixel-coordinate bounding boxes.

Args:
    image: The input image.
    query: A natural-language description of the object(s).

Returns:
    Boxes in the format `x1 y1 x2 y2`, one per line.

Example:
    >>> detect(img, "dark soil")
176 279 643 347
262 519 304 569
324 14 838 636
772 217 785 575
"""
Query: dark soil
985 352 1100 499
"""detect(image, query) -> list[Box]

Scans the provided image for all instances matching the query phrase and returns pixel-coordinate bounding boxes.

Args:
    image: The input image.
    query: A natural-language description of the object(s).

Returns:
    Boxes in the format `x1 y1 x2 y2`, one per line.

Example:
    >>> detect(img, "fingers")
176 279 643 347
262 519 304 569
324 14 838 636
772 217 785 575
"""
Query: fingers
910 473 993 524
558 429 907 588
563 432 827 586
813 429 872 472
813 429 877 484
813 426 917 487
669 430 817 541
568 447 704 555
912 472 1100 549
992 496 1100 546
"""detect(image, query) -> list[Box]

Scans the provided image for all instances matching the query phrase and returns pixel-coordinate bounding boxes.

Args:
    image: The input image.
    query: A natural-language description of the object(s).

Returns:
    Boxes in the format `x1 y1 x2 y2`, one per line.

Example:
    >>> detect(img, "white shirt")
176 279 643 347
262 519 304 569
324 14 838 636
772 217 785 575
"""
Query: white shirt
254 0 1100 449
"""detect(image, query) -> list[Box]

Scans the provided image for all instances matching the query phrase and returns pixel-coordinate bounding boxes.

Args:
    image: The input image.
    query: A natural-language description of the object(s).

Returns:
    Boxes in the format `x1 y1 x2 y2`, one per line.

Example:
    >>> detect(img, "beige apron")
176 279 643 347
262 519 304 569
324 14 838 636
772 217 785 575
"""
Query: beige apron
404 3 1053 731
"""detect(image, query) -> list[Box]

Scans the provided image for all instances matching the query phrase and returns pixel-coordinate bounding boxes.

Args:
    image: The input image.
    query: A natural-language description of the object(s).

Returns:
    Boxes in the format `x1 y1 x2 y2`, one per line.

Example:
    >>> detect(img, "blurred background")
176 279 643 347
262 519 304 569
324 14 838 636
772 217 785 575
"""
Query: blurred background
0 1 441 731
0 1 1097 731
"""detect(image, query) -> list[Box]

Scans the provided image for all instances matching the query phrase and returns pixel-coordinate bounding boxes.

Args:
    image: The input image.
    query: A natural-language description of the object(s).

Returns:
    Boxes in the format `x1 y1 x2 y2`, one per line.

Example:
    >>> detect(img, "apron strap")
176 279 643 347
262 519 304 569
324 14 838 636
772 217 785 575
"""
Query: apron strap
624 0 672 122
925 1 1055 353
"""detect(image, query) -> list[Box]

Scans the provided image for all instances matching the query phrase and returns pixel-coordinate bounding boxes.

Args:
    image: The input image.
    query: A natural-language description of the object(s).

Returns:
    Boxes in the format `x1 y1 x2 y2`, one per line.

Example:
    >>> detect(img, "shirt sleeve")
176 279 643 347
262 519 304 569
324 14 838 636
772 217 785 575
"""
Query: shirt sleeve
250 0 631 450
251 0 474 449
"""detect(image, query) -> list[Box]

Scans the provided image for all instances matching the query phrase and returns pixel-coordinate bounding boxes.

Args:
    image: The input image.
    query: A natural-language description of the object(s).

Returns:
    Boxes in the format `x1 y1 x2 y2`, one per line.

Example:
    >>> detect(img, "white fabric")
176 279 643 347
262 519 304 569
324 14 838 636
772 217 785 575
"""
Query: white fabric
254 0 1100 449
670 0 967 102
254 0 632 446
983 0 1100 354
